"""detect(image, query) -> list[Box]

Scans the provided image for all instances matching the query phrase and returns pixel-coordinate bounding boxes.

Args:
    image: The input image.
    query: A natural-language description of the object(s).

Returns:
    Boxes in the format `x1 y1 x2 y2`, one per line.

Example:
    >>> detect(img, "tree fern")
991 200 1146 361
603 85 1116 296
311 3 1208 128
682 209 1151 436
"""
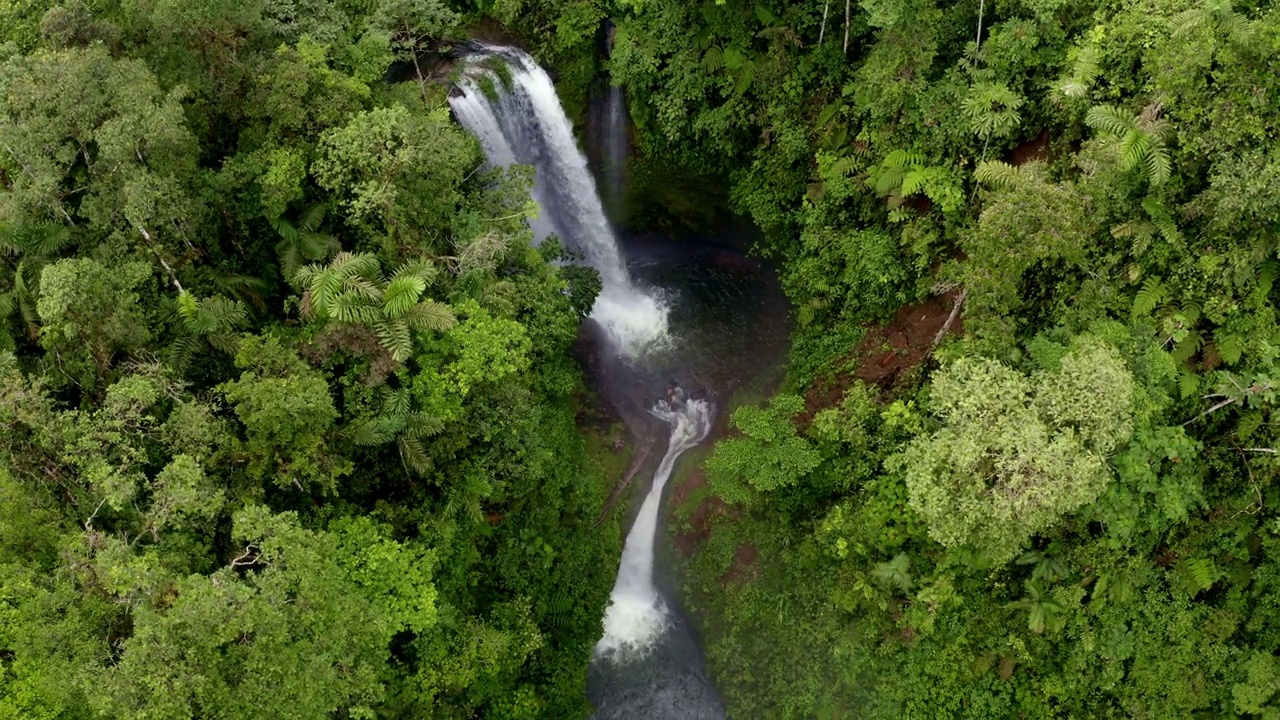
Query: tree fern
295 254 454 362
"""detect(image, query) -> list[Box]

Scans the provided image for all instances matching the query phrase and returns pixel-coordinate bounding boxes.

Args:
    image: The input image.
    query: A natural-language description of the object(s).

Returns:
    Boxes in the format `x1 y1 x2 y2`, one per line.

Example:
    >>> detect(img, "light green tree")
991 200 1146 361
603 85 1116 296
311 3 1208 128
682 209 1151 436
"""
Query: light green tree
900 335 1136 563
100 506 436 719
36 258 151 383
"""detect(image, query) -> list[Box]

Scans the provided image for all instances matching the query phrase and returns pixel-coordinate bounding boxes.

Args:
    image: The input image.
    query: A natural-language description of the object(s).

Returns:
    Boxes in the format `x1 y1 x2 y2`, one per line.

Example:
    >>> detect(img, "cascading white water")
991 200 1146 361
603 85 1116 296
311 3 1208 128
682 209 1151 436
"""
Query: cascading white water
448 45 668 359
595 392 712 661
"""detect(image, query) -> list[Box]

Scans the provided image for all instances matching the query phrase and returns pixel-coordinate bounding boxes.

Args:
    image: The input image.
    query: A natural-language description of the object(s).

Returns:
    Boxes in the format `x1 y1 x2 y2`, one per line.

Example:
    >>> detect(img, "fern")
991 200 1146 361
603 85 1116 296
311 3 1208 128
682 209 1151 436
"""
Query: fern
1133 277 1168 316
1142 197 1182 245
1172 329 1205 363
1178 368 1200 399
974 160 1020 189
541 590 576 631
1175 557 1221 595
871 554 913 592
1214 328 1245 365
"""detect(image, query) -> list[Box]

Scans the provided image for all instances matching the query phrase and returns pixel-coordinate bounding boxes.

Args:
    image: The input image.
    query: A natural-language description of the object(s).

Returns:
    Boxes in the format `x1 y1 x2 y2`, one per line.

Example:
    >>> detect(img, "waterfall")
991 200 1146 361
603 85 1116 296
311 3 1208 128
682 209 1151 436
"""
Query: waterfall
449 45 668 359
602 84 628 219
595 390 712 661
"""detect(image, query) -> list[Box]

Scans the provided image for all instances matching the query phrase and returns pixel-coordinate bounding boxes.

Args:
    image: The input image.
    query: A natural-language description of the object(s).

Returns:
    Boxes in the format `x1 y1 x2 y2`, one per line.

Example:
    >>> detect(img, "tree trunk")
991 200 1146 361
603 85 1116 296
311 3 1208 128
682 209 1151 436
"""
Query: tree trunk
819 0 829 44
843 0 851 53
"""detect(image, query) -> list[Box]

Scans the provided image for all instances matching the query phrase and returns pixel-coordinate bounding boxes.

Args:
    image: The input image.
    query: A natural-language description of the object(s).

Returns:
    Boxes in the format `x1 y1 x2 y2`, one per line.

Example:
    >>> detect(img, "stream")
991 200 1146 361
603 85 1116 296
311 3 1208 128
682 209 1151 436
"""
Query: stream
449 44 789 719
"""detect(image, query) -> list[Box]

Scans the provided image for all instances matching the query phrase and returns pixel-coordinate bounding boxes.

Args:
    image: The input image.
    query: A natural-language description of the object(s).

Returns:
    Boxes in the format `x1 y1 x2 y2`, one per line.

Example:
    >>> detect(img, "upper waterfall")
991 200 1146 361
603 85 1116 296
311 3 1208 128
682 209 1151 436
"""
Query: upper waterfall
449 45 669 359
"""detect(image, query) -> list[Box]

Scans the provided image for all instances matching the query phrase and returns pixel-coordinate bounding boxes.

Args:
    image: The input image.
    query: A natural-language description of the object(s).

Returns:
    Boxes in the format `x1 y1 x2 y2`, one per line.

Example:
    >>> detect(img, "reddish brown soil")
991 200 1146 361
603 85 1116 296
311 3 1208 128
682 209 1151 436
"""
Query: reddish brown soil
1007 129 1050 167
720 544 760 585
801 291 961 424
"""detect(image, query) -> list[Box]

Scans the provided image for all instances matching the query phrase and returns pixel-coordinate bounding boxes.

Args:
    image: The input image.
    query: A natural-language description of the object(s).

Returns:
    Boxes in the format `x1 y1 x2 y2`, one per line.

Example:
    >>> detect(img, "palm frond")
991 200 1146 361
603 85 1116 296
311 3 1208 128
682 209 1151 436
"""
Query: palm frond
402 301 456 332
298 203 326 232
329 293 382 325
383 276 427 318
400 436 433 475
349 414 406 446
405 412 445 439
167 334 201 373
1085 105 1136 137
374 319 413 362
1133 277 1167 316
395 259 439 286
297 230 339 261
974 160 1020 190
386 387 412 417
1143 146 1171 186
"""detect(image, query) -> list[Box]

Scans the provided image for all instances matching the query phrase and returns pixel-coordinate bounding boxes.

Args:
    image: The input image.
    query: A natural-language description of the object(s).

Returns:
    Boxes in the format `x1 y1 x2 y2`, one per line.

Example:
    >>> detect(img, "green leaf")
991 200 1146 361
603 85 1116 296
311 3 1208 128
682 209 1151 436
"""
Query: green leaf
402 301 456 332
382 276 427 319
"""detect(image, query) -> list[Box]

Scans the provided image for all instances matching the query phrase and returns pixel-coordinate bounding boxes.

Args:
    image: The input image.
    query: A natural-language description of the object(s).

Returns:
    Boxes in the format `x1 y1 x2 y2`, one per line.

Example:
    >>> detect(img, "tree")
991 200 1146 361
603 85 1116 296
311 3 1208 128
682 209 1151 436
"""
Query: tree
220 335 347 492
36 258 151 384
101 506 437 719
707 394 822 504
900 335 1136 563
292 252 456 362
962 161 1093 344
311 104 475 247
0 46 198 249
0 220 72 342
1085 103 1174 186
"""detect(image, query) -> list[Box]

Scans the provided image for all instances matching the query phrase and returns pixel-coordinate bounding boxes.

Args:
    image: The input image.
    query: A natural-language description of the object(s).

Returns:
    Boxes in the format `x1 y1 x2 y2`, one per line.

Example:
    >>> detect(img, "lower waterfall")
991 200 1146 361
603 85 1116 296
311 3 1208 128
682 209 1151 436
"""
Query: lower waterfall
595 391 712 660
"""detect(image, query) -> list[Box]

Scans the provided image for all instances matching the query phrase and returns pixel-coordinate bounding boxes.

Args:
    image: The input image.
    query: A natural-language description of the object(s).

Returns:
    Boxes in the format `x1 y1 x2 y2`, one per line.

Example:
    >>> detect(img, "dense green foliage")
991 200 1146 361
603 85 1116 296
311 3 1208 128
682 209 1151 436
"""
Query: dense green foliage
0 2 621 717
5 0 1280 716
574 0 1280 716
